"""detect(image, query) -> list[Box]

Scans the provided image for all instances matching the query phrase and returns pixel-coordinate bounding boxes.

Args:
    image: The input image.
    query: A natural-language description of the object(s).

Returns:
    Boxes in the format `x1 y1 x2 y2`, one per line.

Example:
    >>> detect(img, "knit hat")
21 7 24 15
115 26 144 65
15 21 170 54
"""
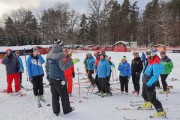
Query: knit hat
54 38 63 46
6 48 12 54
121 56 126 61
151 49 157 56
86 52 92 56
33 47 39 53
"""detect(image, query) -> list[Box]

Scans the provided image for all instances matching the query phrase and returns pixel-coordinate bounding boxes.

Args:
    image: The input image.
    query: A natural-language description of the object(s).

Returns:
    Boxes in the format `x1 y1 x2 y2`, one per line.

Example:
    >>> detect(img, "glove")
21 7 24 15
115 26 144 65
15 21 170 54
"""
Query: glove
72 58 80 64
72 72 75 78
147 81 152 87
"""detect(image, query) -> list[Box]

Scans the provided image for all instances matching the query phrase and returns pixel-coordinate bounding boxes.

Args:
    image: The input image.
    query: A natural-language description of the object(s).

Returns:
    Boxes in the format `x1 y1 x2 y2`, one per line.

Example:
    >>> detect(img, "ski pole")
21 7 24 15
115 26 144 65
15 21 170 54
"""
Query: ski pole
24 48 28 81
77 68 81 98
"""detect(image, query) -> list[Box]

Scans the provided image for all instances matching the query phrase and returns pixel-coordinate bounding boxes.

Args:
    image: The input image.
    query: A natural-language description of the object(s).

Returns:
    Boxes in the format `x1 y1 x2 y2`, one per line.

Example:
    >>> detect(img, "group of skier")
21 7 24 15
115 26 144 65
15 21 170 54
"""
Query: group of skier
83 48 173 118
1 40 174 118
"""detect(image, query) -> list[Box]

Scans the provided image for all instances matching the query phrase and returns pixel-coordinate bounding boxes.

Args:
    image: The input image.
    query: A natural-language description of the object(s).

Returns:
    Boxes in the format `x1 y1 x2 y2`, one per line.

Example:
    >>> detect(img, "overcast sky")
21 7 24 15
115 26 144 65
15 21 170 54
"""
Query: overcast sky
0 0 152 18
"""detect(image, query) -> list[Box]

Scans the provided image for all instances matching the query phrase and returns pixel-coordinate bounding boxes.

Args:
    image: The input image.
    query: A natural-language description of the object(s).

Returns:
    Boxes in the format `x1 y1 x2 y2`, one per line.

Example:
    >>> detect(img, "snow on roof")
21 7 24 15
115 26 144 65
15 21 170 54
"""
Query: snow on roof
114 41 129 45
0 45 52 53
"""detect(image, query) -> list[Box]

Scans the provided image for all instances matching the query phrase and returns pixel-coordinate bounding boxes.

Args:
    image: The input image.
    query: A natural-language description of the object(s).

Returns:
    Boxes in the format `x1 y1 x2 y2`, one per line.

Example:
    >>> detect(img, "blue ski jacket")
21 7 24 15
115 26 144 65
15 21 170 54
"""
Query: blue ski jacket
143 56 164 87
97 59 110 78
26 54 45 77
87 56 95 71
17 56 24 72
118 61 131 78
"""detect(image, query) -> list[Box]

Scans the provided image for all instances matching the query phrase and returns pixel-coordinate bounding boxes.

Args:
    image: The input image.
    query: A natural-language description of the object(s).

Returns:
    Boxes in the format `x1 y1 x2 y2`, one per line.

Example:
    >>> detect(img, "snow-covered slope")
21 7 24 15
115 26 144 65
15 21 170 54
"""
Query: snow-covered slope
0 51 179 120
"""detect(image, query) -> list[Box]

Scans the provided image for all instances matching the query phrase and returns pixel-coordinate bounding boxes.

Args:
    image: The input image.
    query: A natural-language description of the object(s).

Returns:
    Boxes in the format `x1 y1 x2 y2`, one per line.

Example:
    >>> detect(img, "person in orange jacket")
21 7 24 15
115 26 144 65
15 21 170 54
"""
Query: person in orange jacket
64 50 75 96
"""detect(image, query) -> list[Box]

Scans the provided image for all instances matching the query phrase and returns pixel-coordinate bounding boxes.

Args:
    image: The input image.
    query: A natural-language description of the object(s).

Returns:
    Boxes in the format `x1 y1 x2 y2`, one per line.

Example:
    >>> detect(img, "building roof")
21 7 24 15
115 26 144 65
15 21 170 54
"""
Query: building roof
114 41 129 45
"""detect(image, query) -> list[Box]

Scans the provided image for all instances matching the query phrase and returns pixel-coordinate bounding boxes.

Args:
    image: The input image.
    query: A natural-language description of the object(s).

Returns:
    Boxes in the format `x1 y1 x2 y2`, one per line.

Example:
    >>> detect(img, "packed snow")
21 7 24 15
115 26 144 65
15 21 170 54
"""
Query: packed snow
0 51 180 120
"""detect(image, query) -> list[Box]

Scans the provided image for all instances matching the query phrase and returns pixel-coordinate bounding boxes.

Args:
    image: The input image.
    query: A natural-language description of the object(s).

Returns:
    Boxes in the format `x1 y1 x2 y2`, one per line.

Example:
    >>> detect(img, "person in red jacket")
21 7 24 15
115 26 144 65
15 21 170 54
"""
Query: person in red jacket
64 50 75 96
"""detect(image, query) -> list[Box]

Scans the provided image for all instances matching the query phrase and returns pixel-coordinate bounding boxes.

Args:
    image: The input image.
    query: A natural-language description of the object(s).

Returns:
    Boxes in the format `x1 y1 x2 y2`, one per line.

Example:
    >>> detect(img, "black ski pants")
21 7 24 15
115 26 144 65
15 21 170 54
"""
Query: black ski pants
132 73 140 93
49 78 72 114
32 75 44 96
99 78 110 93
142 83 163 112
160 74 169 91
94 75 101 91
119 76 129 92
19 72 22 85
88 70 95 85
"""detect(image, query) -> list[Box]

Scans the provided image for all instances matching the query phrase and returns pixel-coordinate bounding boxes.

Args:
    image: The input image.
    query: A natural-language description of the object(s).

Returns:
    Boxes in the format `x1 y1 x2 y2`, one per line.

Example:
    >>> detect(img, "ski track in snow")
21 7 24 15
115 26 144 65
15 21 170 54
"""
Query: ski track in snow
0 51 180 120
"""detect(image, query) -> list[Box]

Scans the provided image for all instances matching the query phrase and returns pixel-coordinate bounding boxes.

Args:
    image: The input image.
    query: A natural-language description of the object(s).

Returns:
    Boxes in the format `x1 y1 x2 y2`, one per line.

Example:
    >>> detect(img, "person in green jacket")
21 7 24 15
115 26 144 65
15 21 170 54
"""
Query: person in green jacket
160 51 173 92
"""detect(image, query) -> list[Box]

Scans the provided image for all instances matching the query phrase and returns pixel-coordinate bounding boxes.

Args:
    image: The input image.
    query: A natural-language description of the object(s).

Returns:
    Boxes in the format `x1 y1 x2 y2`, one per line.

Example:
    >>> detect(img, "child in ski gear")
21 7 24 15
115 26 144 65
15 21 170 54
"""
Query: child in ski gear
87 52 95 85
26 47 45 101
2 48 21 94
118 56 131 94
93 50 102 93
97 54 111 97
15 51 24 88
45 39 75 115
159 51 173 92
141 49 166 118
64 50 75 95
131 51 143 95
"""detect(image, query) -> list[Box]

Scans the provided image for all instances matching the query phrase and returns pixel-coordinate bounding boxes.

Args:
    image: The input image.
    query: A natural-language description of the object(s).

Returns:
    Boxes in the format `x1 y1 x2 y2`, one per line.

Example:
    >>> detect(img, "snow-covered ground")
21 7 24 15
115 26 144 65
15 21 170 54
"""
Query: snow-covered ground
0 51 180 120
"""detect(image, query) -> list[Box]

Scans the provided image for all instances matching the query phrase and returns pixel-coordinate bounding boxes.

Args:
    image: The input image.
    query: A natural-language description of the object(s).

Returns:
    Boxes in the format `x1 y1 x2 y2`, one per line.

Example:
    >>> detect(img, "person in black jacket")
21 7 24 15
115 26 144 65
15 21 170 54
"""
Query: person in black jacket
131 51 143 95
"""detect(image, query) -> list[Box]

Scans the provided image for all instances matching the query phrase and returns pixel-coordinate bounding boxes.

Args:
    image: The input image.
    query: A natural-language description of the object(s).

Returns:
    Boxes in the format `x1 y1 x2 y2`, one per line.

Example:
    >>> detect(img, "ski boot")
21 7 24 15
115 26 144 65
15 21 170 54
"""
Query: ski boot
98 92 104 96
150 111 166 118
39 95 45 102
64 107 75 114
101 92 112 97
36 96 42 107
138 102 152 109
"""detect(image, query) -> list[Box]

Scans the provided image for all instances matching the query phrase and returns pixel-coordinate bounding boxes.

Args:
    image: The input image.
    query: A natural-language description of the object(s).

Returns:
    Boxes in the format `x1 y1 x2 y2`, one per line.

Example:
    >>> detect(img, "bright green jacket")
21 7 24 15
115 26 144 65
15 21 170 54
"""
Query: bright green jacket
161 56 173 75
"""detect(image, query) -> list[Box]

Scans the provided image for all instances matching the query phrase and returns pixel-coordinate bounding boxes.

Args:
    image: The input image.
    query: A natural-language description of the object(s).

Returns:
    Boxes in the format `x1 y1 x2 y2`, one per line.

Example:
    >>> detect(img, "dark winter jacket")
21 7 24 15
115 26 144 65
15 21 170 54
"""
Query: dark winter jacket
160 56 173 75
2 55 20 74
45 44 73 81
131 57 143 74
26 54 45 77
97 59 110 78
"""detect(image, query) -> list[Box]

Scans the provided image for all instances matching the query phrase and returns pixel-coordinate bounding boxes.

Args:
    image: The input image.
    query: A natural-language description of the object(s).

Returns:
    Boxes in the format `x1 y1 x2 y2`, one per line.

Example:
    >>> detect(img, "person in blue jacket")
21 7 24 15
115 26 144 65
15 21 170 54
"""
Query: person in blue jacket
141 52 146 66
97 54 111 97
26 47 45 103
140 49 166 118
118 56 131 94
15 51 24 88
87 52 95 85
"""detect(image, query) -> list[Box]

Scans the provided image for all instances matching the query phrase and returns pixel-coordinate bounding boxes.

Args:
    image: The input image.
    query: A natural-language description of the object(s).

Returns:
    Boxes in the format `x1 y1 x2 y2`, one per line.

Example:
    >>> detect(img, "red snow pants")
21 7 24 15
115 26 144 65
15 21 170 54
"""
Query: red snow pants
7 73 20 93
65 75 73 94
